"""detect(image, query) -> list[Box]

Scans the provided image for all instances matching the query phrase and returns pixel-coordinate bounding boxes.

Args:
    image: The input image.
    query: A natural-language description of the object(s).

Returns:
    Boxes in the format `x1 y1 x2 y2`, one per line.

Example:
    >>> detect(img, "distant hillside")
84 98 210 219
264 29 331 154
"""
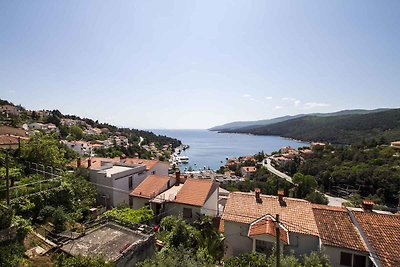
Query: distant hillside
223 108 400 144
209 109 389 132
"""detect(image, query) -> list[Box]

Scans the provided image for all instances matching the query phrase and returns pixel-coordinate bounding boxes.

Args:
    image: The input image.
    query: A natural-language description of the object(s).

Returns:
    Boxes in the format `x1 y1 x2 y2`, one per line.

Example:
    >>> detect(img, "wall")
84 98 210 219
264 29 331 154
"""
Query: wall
283 232 319 257
323 246 371 267
164 202 201 222
201 187 219 217
131 197 150 210
223 221 253 257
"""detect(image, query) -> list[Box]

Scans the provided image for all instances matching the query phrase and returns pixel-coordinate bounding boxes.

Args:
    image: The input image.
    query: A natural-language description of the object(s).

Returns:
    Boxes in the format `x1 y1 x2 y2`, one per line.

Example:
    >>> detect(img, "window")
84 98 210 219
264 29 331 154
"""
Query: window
129 196 133 208
353 255 366 267
255 240 274 255
129 176 133 189
340 252 352 267
152 171 156 175
183 208 192 219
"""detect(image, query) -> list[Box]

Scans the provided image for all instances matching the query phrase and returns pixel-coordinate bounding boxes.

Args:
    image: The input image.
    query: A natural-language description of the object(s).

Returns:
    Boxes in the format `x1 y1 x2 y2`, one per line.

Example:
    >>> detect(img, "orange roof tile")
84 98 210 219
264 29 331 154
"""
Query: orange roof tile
353 211 400 267
130 175 171 199
174 178 219 207
241 166 257 173
312 205 368 252
0 126 27 137
121 158 160 171
248 215 289 244
222 192 319 236
0 135 27 146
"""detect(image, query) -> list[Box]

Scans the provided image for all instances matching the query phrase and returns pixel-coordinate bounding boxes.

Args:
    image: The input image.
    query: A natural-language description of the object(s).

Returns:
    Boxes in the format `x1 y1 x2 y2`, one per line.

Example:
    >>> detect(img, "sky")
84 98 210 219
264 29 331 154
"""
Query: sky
1 1 400 129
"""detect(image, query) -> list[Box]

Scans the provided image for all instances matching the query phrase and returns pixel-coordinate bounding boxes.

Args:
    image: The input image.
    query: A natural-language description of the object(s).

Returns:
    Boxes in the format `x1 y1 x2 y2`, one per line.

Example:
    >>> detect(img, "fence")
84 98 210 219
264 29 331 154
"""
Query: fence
0 161 65 202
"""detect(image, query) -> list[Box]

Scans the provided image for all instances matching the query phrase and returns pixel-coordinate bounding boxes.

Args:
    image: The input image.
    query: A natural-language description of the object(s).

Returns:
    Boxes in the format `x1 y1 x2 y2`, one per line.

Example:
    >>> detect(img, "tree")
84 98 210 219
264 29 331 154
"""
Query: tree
69 125 84 140
52 207 67 232
305 191 328 205
20 133 70 167
293 173 318 199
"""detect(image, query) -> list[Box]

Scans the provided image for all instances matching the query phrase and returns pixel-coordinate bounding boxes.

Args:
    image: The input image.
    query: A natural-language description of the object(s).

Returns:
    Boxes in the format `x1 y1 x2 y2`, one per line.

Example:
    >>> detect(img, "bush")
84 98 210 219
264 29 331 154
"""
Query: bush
0 206 13 230
12 215 32 240
102 207 153 224
54 253 112 267
0 241 25 267
52 207 67 232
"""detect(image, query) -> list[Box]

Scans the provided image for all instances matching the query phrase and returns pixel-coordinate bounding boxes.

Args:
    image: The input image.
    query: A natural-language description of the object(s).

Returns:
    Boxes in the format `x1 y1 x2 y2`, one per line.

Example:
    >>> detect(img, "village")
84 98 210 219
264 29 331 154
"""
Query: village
1 103 400 267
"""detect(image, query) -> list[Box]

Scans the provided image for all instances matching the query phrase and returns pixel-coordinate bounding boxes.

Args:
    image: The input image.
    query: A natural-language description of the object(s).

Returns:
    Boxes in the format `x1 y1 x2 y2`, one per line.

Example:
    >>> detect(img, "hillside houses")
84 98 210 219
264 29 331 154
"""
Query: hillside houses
221 190 400 267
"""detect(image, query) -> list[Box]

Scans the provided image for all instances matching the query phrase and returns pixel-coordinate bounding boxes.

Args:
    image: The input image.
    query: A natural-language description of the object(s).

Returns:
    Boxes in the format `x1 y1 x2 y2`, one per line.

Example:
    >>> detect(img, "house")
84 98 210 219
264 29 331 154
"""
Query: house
240 166 257 179
120 158 169 177
350 208 400 267
0 135 27 149
390 141 400 149
312 204 371 267
165 178 219 220
299 148 315 159
62 140 92 156
0 105 19 116
0 126 27 137
221 190 319 258
129 175 175 210
311 142 326 150
88 161 148 208
61 222 155 267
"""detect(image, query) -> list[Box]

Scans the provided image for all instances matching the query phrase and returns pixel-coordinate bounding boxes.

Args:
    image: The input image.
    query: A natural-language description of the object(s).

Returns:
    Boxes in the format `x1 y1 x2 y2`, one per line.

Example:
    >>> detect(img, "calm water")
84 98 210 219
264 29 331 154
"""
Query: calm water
151 129 309 171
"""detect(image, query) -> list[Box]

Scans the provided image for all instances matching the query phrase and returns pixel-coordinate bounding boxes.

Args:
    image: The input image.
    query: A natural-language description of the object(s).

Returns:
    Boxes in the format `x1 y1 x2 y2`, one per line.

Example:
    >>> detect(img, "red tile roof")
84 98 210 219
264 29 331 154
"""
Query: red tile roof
0 126 27 137
248 215 289 244
174 178 219 207
121 158 161 171
241 166 257 173
352 211 400 267
222 192 319 236
312 205 368 252
130 175 171 199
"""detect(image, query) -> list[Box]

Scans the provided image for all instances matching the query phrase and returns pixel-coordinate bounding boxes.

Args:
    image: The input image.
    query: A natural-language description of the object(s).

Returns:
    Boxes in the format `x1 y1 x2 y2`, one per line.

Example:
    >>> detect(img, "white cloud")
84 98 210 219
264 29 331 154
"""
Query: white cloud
294 100 301 107
281 97 296 101
274 105 282 110
265 96 273 100
303 102 330 109
242 94 250 98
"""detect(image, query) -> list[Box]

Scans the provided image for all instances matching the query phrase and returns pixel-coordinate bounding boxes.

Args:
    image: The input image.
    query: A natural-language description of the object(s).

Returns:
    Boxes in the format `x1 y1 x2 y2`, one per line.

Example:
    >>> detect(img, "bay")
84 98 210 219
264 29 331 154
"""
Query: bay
151 129 309 171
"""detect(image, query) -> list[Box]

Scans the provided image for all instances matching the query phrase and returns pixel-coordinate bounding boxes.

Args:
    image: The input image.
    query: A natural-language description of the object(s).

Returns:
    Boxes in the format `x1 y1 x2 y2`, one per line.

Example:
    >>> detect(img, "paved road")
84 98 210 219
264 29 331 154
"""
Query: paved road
138 136 144 147
262 157 347 207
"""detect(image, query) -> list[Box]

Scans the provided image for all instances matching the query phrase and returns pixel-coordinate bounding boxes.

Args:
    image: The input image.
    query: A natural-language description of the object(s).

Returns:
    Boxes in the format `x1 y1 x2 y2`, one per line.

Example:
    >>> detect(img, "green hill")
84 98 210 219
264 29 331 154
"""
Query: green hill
227 109 400 144
210 109 389 132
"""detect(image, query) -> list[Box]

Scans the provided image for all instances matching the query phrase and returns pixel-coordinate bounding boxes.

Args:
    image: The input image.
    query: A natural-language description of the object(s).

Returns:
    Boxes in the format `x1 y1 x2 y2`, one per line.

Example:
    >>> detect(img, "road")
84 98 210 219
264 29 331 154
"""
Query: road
263 157 347 207
138 136 144 147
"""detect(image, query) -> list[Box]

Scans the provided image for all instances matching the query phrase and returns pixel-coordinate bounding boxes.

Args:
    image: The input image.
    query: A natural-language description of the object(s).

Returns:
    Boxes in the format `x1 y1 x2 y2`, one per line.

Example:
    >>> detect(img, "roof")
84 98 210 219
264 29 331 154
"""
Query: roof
222 192 319 236
103 166 134 177
248 215 289 244
0 135 27 146
241 166 257 173
0 126 27 137
130 175 171 199
352 211 400 267
121 158 161 171
175 178 219 207
61 223 149 263
312 204 368 252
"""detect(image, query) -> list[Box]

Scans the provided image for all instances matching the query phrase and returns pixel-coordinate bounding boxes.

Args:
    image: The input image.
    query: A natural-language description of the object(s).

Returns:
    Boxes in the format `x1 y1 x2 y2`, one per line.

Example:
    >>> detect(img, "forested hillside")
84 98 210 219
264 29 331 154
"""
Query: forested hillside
227 109 400 144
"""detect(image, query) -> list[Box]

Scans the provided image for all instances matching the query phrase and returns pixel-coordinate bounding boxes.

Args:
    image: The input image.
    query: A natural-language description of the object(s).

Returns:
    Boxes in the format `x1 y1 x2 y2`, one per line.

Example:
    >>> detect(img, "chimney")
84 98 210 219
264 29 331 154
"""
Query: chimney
77 158 82 168
87 158 92 169
278 190 284 202
255 188 261 203
362 200 374 212
175 169 181 185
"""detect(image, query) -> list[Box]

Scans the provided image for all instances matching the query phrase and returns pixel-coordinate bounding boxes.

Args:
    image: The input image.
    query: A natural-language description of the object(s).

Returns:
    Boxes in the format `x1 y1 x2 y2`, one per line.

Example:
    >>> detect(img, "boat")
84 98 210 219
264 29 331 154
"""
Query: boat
176 156 189 164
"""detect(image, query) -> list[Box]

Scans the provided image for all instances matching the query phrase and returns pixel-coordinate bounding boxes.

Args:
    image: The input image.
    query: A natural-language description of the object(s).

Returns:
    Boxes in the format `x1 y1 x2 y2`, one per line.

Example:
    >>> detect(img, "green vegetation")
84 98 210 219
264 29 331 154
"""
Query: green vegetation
20 133 78 167
271 144 400 207
224 251 331 267
55 253 113 267
227 109 400 144
142 215 224 266
102 206 154 224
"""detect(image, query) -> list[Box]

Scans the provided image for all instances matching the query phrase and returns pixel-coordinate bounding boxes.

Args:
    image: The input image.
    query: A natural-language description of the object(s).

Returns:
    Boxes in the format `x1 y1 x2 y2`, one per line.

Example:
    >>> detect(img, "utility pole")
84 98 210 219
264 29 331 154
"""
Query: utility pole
5 150 10 206
276 214 280 267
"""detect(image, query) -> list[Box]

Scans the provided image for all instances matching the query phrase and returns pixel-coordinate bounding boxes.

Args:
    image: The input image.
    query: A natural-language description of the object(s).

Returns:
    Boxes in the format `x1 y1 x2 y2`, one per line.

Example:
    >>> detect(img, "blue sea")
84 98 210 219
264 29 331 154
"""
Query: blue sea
151 129 309 171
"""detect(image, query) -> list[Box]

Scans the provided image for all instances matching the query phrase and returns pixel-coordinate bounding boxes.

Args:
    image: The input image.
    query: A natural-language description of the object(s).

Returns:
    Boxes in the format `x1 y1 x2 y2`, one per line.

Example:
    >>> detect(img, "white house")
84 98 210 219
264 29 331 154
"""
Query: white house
221 190 320 258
